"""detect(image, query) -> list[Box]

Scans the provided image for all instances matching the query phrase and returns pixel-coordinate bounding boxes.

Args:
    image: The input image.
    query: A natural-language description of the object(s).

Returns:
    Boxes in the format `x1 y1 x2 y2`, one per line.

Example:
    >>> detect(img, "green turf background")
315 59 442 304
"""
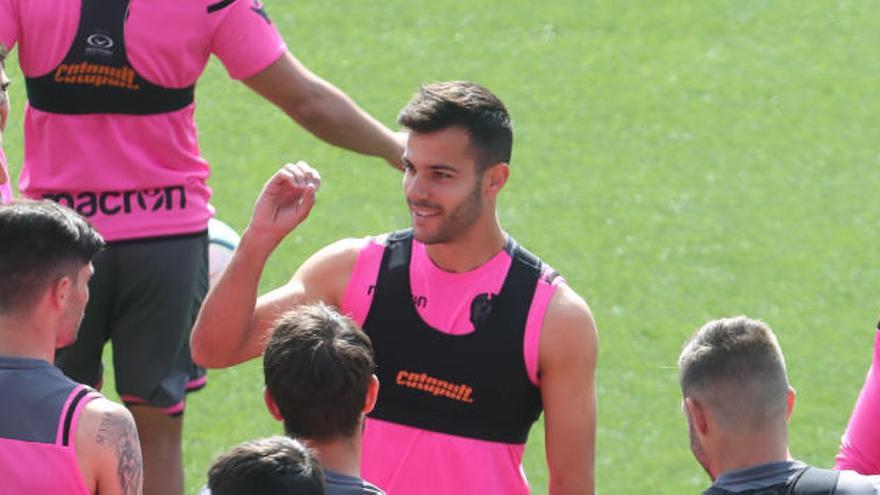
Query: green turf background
3 1 880 493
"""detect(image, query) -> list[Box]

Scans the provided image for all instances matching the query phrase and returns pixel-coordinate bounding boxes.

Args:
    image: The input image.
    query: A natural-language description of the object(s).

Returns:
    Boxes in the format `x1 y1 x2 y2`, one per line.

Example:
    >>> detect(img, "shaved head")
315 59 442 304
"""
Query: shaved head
679 316 790 433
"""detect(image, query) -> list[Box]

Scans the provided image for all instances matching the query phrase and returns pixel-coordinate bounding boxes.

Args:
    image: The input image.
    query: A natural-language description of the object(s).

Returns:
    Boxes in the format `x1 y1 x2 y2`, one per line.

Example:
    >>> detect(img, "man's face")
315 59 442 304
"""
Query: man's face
402 127 486 245
57 263 93 348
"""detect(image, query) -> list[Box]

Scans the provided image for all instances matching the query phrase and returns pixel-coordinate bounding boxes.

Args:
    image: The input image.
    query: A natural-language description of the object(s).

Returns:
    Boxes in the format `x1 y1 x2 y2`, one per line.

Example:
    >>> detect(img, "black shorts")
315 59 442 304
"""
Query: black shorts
55 231 209 415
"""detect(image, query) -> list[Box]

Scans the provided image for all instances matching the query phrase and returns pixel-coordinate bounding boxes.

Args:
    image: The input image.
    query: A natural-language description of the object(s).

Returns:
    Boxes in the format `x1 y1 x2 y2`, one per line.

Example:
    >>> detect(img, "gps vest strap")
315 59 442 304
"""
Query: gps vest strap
25 0 195 115
789 468 839 495
703 467 839 495
363 229 544 444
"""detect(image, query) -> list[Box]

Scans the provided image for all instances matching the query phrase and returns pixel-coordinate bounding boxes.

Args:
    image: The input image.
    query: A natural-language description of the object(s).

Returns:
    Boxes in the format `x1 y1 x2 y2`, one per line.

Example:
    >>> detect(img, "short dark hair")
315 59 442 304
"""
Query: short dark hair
264 303 375 441
678 316 790 429
206 436 324 495
397 81 513 171
0 200 105 314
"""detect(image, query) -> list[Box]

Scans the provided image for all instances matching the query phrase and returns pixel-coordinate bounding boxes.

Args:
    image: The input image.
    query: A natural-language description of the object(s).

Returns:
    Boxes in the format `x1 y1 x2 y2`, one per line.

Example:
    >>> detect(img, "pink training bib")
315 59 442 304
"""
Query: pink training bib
342 236 561 495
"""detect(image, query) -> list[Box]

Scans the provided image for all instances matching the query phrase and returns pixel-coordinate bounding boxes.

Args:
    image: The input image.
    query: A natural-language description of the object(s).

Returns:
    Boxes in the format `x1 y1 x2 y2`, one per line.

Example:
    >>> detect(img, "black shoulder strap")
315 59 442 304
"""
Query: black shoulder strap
790 467 839 495
506 237 561 283
384 229 413 272
61 387 92 447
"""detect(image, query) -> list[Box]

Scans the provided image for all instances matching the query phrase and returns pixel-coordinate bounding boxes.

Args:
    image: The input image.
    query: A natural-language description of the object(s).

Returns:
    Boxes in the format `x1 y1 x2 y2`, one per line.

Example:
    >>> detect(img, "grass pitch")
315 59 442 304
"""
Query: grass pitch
3 1 880 493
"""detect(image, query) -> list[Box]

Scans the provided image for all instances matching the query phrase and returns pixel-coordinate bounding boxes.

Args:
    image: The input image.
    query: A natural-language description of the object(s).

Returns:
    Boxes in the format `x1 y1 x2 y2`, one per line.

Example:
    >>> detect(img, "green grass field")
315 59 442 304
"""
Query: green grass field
4 1 880 493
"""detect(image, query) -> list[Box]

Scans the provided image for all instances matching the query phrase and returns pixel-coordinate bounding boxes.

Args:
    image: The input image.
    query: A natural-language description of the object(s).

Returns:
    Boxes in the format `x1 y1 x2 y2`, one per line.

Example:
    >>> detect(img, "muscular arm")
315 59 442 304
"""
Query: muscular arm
539 284 598 495
190 162 361 368
191 234 361 368
76 398 143 495
243 52 405 170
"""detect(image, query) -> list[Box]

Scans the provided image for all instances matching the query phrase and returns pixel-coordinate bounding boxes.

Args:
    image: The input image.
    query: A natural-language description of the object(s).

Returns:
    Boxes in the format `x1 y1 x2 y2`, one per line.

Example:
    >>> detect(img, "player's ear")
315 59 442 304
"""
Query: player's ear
785 386 796 422
482 162 509 199
263 387 283 422
49 274 74 310
363 374 380 414
684 397 710 436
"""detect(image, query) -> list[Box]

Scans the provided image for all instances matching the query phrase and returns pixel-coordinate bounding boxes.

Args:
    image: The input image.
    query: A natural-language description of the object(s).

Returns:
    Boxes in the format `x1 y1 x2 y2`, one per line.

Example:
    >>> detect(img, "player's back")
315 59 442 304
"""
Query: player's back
0 355 100 494
2 0 285 241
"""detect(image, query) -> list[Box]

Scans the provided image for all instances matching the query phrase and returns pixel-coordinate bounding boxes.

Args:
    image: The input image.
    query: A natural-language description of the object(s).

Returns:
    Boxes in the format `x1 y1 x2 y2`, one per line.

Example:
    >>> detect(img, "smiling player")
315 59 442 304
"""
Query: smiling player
192 81 599 494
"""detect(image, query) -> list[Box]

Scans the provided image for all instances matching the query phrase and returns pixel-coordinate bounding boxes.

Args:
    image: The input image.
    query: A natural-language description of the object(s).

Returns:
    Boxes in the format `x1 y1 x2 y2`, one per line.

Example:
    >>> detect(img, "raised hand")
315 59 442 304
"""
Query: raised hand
248 161 321 246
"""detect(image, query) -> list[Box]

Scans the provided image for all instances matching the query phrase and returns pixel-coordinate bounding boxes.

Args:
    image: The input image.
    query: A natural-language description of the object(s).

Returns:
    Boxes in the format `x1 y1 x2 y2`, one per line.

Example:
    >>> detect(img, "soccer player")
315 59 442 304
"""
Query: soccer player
0 200 143 495
0 1 403 494
836 321 880 474
202 436 324 495
192 81 599 494
263 303 383 495
679 316 880 494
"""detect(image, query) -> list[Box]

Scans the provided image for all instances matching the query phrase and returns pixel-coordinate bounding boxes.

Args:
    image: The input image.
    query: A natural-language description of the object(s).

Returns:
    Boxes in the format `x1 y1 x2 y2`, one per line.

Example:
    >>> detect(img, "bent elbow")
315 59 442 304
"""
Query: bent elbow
190 330 229 369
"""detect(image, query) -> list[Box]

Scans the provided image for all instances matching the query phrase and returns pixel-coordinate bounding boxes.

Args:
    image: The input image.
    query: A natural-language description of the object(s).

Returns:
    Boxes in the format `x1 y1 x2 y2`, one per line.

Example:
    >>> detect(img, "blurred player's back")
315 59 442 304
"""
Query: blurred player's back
0 357 100 494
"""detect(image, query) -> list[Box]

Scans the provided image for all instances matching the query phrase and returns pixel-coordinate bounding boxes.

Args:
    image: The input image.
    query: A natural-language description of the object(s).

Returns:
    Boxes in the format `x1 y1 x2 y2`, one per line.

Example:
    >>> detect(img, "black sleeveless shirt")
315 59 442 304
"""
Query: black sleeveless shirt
363 230 548 444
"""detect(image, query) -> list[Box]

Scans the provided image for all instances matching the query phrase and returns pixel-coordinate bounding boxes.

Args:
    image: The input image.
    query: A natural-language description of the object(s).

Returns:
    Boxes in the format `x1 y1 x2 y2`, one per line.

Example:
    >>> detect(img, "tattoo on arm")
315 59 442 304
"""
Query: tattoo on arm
95 411 143 495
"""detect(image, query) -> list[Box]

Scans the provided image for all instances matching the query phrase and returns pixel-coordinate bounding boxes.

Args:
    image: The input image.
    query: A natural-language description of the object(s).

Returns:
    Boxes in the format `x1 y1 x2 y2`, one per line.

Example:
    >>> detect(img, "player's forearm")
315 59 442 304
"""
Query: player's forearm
191 229 275 368
245 52 404 169
548 473 594 495
285 79 403 170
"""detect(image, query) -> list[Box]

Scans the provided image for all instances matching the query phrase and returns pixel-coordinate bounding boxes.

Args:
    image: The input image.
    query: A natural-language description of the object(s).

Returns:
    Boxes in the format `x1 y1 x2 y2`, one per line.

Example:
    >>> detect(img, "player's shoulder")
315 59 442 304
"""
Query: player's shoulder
310 232 398 261
540 282 598 361
76 396 137 446
74 396 142 493
545 283 595 332
308 236 374 265
297 236 379 289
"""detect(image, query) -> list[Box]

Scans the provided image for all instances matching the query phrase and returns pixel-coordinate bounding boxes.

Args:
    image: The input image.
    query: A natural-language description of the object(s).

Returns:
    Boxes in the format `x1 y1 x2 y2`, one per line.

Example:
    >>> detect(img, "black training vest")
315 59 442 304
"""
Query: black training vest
25 0 194 115
703 466 840 495
363 230 546 444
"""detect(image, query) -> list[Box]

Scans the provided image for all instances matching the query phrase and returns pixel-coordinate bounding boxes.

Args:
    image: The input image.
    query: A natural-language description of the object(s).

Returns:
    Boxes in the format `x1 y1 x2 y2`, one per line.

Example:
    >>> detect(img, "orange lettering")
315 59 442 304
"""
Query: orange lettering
50 63 141 90
394 369 475 404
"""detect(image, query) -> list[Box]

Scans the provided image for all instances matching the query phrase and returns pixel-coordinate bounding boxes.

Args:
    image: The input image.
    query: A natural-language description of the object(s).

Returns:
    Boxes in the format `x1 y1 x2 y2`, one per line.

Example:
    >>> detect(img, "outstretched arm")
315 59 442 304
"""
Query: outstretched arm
76 398 143 495
243 52 405 171
540 284 598 495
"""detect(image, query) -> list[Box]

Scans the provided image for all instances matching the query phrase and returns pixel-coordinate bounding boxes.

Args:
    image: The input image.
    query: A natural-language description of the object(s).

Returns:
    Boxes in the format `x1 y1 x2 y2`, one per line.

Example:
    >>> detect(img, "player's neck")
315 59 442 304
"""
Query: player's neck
0 314 56 363
306 434 362 478
424 215 507 273
712 430 791 479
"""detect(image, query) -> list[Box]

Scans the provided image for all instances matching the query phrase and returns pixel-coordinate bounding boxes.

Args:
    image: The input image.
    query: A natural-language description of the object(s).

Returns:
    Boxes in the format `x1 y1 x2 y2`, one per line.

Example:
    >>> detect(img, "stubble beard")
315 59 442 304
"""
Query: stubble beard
414 179 484 245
